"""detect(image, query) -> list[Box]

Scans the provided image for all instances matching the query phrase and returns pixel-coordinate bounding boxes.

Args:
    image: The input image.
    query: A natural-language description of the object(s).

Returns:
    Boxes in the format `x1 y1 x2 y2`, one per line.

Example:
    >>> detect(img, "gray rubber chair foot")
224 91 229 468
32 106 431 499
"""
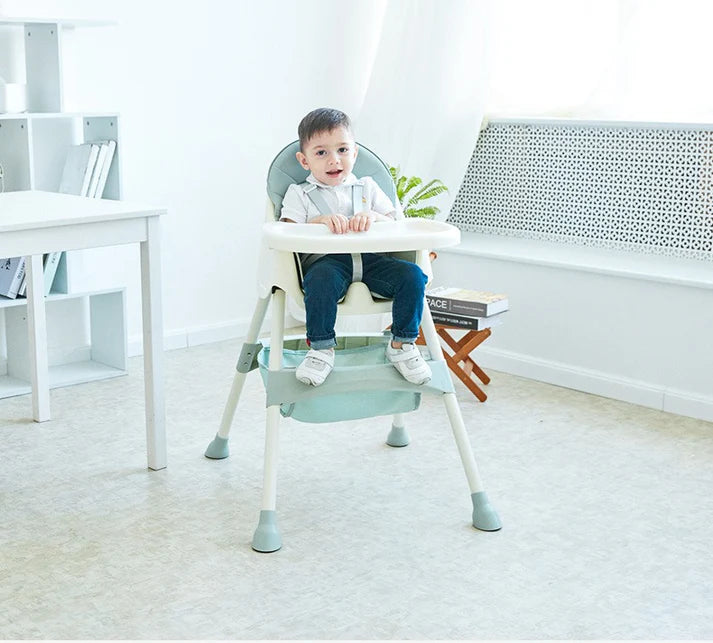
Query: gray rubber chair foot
252 510 282 553
386 424 410 447
471 491 502 531
204 434 229 459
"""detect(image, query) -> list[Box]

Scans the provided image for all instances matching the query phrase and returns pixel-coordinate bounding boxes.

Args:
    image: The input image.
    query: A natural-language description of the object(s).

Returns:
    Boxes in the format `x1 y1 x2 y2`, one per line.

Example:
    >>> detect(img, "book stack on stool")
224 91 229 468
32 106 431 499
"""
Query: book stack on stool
417 287 509 402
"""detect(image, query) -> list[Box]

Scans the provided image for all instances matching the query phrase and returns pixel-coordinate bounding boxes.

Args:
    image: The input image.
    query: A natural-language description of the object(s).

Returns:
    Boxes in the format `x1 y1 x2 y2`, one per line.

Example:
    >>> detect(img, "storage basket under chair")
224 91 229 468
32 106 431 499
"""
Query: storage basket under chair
259 334 455 423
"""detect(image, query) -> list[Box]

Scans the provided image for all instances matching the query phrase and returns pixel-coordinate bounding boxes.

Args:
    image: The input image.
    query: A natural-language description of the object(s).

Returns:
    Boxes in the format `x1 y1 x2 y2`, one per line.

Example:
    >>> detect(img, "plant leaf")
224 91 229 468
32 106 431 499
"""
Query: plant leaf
395 175 408 201
405 205 439 219
400 175 422 201
407 184 449 207
388 165 448 216
410 179 448 202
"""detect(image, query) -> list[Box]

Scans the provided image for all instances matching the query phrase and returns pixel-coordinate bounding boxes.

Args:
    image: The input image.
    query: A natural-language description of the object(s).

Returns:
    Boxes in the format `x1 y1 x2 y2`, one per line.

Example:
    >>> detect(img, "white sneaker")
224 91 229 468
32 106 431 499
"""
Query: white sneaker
296 348 335 386
386 342 431 385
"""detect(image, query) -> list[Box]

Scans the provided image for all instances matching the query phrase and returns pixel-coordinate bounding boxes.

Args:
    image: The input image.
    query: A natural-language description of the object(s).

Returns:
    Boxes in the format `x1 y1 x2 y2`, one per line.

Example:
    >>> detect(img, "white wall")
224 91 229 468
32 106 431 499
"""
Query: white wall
433 244 713 423
3 0 712 419
2 0 388 350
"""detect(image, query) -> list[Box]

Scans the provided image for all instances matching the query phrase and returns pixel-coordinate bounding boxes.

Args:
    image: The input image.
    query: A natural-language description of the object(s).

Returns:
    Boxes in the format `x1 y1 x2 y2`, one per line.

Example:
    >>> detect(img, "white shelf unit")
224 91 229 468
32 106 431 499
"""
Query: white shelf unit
0 112 121 196
0 289 128 397
0 18 127 399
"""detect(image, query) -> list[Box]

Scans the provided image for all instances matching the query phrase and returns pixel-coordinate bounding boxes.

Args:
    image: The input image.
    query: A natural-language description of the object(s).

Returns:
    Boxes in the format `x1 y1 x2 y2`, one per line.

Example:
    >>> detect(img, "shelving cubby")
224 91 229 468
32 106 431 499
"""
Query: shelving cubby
0 17 128 400
0 289 128 398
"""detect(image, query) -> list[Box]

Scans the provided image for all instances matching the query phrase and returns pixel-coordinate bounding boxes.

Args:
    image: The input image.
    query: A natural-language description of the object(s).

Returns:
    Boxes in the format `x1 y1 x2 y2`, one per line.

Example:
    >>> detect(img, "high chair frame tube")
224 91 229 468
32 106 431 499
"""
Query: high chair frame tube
252 289 287 553
262 288 286 508
204 295 270 459
421 305 484 492
386 412 409 447
421 305 500 530
206 199 501 551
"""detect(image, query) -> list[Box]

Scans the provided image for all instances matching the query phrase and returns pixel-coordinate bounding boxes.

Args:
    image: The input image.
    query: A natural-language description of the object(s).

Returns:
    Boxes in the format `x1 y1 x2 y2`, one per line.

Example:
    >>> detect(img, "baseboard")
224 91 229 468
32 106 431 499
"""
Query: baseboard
186 320 251 347
663 389 713 423
125 320 713 424
476 346 713 423
128 319 251 357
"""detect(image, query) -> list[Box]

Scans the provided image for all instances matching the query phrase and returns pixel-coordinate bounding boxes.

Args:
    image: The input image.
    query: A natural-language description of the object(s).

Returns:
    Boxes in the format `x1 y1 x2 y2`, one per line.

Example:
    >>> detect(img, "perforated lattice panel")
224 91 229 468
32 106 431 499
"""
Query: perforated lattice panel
448 120 713 260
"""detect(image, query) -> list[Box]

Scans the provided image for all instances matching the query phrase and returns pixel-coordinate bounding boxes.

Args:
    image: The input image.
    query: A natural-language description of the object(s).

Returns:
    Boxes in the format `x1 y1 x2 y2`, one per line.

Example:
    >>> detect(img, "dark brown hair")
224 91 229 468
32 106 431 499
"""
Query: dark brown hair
298 108 353 151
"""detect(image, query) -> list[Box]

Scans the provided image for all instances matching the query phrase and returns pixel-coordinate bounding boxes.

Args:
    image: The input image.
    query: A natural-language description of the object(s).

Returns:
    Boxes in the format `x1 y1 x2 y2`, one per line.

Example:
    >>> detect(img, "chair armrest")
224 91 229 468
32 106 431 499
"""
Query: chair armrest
263 219 461 253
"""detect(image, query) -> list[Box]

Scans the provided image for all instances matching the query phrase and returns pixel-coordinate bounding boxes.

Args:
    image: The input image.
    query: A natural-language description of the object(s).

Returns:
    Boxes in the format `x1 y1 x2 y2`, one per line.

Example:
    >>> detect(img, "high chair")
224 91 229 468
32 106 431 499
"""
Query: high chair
205 141 501 552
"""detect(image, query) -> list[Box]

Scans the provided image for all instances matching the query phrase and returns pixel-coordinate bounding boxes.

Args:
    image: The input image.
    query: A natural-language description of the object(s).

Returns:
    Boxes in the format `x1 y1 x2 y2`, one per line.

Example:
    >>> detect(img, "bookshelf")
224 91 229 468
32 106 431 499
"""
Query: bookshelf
0 289 127 397
0 17 127 399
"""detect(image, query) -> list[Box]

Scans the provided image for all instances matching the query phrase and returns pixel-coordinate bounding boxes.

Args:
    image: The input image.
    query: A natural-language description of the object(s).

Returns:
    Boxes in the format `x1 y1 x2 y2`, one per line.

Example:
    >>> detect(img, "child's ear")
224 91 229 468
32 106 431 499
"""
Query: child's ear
296 151 310 170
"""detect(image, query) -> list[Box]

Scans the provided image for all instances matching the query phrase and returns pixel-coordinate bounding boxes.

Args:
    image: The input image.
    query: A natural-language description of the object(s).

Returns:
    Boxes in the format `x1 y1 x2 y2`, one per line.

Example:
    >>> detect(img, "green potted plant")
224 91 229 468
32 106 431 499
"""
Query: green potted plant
388 166 449 218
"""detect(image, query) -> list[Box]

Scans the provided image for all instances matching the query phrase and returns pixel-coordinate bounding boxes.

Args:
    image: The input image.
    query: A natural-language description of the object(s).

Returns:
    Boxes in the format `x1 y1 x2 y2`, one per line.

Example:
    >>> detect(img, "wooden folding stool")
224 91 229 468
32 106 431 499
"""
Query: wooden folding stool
417 326 492 402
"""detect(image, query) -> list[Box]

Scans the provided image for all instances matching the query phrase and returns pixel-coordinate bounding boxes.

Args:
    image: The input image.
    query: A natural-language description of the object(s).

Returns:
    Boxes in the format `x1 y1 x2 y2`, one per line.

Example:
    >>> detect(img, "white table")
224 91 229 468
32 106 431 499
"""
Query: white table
0 191 167 470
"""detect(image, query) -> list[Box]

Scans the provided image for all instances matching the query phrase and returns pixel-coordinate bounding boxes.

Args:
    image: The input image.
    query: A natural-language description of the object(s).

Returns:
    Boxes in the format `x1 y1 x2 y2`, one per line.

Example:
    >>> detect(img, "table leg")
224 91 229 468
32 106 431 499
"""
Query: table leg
140 217 166 470
25 254 50 422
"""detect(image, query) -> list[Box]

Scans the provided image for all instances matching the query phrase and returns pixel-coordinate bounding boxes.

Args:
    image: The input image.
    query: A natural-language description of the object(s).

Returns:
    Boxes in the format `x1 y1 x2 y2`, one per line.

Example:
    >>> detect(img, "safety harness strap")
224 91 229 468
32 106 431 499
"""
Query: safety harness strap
301 182 364 283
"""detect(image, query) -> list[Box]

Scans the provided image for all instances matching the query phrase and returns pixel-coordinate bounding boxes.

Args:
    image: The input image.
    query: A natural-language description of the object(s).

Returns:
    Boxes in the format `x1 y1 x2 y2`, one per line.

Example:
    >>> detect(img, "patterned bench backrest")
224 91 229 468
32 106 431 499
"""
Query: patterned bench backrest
448 119 713 261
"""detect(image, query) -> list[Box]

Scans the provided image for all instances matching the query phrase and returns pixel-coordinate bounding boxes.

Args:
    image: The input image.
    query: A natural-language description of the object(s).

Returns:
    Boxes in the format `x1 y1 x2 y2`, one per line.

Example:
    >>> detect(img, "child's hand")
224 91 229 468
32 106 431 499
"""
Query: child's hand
311 214 350 234
349 211 376 232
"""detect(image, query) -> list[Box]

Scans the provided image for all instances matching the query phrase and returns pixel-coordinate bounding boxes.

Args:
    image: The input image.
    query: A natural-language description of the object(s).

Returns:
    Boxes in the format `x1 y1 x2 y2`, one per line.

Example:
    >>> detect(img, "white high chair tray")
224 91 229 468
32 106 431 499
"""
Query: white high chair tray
263 218 460 253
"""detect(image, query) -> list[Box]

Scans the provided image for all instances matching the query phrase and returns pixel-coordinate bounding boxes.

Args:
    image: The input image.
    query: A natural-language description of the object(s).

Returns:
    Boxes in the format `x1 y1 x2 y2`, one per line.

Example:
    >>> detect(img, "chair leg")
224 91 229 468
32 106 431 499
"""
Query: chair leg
205 295 271 459
252 289 286 552
442 393 501 531
421 305 502 532
386 412 410 447
252 405 283 552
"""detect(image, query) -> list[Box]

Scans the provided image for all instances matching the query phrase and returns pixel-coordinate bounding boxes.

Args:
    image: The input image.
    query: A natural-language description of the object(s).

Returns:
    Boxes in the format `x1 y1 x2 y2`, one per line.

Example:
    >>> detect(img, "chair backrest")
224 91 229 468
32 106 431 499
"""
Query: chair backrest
266 140 398 219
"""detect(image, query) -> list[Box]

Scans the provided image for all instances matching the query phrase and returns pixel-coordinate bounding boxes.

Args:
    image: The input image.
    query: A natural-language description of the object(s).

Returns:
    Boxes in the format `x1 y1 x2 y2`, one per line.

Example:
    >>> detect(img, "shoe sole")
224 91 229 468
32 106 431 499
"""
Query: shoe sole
297 376 323 386
410 376 431 385
393 365 431 386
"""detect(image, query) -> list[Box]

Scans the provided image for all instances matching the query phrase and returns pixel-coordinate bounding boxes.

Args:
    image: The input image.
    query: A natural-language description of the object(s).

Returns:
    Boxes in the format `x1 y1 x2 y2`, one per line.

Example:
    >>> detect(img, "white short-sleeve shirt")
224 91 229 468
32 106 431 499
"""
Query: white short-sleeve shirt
280 172 403 222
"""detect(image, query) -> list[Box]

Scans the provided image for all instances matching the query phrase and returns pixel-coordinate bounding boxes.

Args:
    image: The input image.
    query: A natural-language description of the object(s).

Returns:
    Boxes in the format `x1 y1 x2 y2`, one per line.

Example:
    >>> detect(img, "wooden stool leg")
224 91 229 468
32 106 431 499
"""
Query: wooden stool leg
426 326 492 402
415 327 427 345
443 351 488 402
439 328 490 364
471 362 490 386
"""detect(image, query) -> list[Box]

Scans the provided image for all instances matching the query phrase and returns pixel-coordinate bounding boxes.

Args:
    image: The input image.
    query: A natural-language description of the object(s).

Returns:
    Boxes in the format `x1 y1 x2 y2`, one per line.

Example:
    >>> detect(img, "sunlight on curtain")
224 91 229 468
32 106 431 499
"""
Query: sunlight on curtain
486 0 713 123
485 0 619 117
356 0 489 217
354 0 713 223
598 0 713 123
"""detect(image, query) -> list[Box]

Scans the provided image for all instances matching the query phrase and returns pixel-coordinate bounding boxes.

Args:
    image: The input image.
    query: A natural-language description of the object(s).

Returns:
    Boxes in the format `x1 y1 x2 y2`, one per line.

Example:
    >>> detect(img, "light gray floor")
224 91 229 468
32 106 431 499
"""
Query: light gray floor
1 337 712 640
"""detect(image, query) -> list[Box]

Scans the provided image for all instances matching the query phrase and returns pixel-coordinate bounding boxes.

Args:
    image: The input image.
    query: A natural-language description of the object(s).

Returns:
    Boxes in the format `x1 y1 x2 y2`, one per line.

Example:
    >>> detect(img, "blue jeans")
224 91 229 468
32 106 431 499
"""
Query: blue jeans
302 253 428 350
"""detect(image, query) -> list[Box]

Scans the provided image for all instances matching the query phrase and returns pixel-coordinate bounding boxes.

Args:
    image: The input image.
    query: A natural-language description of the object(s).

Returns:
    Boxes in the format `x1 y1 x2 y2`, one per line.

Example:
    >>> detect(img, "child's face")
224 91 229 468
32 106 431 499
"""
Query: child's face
296 126 358 186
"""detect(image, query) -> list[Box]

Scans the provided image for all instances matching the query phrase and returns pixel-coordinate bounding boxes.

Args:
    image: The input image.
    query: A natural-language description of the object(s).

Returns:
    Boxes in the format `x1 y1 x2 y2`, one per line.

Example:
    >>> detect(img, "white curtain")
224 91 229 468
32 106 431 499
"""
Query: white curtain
354 0 713 227
326 0 490 333
485 0 713 123
597 0 713 123
355 0 490 218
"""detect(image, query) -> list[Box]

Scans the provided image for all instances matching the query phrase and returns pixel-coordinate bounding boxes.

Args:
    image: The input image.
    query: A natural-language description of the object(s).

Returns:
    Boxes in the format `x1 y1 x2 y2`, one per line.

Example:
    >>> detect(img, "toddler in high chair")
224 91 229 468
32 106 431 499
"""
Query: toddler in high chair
280 107 431 387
